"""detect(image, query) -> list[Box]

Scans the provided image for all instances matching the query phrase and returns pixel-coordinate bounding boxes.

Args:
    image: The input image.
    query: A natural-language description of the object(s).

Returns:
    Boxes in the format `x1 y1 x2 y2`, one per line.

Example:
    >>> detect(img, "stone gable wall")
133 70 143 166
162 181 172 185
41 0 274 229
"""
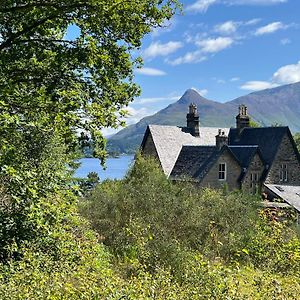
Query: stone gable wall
242 153 265 192
265 133 300 185
142 132 159 160
199 149 241 190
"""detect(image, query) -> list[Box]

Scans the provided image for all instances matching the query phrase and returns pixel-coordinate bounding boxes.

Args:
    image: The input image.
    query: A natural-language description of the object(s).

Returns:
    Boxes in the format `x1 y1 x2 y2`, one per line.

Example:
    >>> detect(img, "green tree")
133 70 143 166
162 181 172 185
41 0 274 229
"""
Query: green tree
0 0 179 163
294 133 300 152
0 0 180 262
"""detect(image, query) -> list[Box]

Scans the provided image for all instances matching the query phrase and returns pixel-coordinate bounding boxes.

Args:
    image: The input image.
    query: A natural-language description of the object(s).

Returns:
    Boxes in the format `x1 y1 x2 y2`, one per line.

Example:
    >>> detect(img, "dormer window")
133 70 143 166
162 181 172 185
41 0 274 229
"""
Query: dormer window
279 164 288 182
219 163 226 180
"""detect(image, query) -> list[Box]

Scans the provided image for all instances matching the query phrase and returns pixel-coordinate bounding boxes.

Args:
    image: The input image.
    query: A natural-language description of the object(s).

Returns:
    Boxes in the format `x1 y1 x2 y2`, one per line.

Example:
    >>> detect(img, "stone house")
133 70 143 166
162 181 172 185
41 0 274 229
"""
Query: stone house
140 103 300 215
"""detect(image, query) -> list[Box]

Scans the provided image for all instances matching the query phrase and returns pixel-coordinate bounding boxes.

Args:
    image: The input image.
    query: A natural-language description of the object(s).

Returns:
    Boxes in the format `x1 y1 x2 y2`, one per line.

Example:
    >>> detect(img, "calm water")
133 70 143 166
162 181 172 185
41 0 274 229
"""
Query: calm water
75 155 134 180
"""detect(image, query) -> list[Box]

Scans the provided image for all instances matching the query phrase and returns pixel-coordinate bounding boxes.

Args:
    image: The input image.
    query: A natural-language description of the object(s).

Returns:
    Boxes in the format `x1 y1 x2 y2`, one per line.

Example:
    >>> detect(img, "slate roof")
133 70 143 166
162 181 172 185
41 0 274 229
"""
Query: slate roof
171 146 216 179
228 145 259 168
264 184 300 212
228 127 289 166
171 145 262 181
144 125 229 176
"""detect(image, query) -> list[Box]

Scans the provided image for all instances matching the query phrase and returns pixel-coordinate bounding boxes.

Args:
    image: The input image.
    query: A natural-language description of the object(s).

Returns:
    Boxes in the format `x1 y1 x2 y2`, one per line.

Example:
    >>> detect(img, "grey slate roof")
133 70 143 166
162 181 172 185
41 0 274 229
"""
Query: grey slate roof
171 145 260 181
171 146 216 179
264 184 300 212
228 127 289 166
228 146 259 168
148 125 229 176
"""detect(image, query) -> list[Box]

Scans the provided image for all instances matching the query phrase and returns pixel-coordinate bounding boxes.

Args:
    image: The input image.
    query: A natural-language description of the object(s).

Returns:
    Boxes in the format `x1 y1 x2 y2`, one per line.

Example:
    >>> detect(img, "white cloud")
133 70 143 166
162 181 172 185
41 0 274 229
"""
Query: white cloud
214 21 238 35
136 96 180 105
244 18 261 26
135 67 166 76
186 0 218 13
191 88 209 96
151 20 177 37
126 107 154 125
255 22 287 36
230 77 240 82
240 81 279 91
280 38 291 45
186 0 287 13
143 41 183 59
226 0 287 4
240 60 300 91
166 50 207 66
272 61 300 84
196 37 234 53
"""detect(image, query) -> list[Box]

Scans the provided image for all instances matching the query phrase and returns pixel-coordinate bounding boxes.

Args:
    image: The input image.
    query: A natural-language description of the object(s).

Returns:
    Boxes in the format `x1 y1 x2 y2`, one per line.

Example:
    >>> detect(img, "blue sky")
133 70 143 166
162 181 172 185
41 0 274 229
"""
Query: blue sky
97 0 300 135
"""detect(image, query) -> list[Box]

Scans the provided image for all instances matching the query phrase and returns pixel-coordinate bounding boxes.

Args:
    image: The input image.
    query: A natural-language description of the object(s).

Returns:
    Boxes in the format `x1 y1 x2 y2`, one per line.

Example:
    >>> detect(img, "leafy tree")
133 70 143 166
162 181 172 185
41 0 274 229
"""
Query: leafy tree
0 0 180 164
294 132 300 152
79 171 100 194
249 119 261 128
0 0 180 262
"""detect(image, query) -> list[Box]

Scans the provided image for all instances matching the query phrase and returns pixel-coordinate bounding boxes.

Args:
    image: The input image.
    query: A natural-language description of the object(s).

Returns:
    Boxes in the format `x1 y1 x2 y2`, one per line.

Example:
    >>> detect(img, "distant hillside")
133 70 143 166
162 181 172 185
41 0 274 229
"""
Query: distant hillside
108 82 300 154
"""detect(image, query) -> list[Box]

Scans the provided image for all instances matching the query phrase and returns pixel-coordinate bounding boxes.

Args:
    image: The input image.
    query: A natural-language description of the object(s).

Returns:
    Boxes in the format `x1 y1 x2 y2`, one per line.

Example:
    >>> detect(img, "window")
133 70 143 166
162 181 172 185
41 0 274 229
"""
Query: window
250 172 260 193
218 163 226 180
279 164 288 182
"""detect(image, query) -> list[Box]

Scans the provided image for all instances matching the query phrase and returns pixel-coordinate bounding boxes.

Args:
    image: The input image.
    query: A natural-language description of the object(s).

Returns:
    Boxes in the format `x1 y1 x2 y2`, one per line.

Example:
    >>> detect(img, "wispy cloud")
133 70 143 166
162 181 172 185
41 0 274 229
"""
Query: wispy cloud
151 20 177 37
186 0 218 13
240 81 279 91
226 0 287 4
191 88 209 96
135 67 166 76
241 60 300 91
166 50 207 66
214 21 238 35
167 36 233 65
186 0 287 13
136 96 180 105
196 37 234 53
280 38 291 45
143 41 183 59
255 21 287 35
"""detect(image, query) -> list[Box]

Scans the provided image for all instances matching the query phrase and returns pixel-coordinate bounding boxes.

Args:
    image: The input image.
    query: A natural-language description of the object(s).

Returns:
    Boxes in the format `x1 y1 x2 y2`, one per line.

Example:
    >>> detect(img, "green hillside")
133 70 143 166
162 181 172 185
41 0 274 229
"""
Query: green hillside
108 82 300 153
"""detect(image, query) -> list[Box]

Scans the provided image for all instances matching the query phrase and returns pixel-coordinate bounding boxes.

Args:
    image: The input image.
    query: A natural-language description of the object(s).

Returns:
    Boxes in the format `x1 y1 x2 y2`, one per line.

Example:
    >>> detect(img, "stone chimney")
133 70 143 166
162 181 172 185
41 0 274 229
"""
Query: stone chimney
187 103 200 137
236 104 250 132
216 129 228 150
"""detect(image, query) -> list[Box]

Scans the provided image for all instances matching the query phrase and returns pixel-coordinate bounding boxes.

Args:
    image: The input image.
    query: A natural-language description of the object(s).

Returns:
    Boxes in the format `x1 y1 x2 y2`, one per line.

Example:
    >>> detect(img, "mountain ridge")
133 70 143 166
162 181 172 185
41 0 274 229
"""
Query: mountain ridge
108 82 300 154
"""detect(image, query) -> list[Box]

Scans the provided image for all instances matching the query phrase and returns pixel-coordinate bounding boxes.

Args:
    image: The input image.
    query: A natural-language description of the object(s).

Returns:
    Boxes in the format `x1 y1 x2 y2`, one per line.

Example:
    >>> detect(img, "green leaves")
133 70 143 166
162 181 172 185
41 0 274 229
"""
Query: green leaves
0 0 180 163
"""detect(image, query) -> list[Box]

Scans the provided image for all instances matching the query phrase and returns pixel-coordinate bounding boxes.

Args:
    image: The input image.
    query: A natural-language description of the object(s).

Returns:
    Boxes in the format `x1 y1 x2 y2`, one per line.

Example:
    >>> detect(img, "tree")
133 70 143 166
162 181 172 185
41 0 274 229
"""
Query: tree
0 0 180 262
294 133 300 152
0 0 180 163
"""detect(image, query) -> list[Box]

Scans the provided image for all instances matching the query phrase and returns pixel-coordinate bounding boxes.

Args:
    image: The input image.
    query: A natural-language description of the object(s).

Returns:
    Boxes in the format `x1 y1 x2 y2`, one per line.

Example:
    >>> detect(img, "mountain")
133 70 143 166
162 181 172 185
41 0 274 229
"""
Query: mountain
107 82 300 154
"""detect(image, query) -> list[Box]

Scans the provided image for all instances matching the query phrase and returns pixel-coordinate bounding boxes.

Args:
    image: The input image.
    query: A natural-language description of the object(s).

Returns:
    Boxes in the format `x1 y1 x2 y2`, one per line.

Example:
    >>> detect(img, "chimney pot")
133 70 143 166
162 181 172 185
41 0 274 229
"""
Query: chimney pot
236 104 250 132
216 129 228 150
187 103 200 137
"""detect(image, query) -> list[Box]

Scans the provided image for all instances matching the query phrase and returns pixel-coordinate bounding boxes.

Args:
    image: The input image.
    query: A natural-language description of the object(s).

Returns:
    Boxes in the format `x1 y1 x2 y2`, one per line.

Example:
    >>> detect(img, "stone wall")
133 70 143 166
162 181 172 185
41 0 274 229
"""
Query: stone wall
242 153 265 193
142 132 159 160
265 133 300 185
200 149 241 190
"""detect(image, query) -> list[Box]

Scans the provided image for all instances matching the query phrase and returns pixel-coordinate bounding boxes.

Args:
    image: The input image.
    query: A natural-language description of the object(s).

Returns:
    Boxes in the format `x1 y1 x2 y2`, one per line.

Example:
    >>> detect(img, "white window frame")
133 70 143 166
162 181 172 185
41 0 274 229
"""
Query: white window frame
218 163 227 181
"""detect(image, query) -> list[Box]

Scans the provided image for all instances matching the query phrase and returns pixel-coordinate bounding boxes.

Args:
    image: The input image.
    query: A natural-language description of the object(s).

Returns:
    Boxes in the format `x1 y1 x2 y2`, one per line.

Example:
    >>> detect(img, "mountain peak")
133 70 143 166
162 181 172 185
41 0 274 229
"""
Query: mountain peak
184 88 201 96
179 88 207 105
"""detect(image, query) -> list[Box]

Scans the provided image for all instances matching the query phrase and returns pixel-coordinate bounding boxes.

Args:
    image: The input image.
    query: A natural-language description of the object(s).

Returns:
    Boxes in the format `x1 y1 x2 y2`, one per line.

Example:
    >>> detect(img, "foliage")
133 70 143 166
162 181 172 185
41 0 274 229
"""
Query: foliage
81 156 300 277
249 119 261 128
1 156 300 298
294 132 300 152
0 0 180 163
0 0 180 275
79 171 100 194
